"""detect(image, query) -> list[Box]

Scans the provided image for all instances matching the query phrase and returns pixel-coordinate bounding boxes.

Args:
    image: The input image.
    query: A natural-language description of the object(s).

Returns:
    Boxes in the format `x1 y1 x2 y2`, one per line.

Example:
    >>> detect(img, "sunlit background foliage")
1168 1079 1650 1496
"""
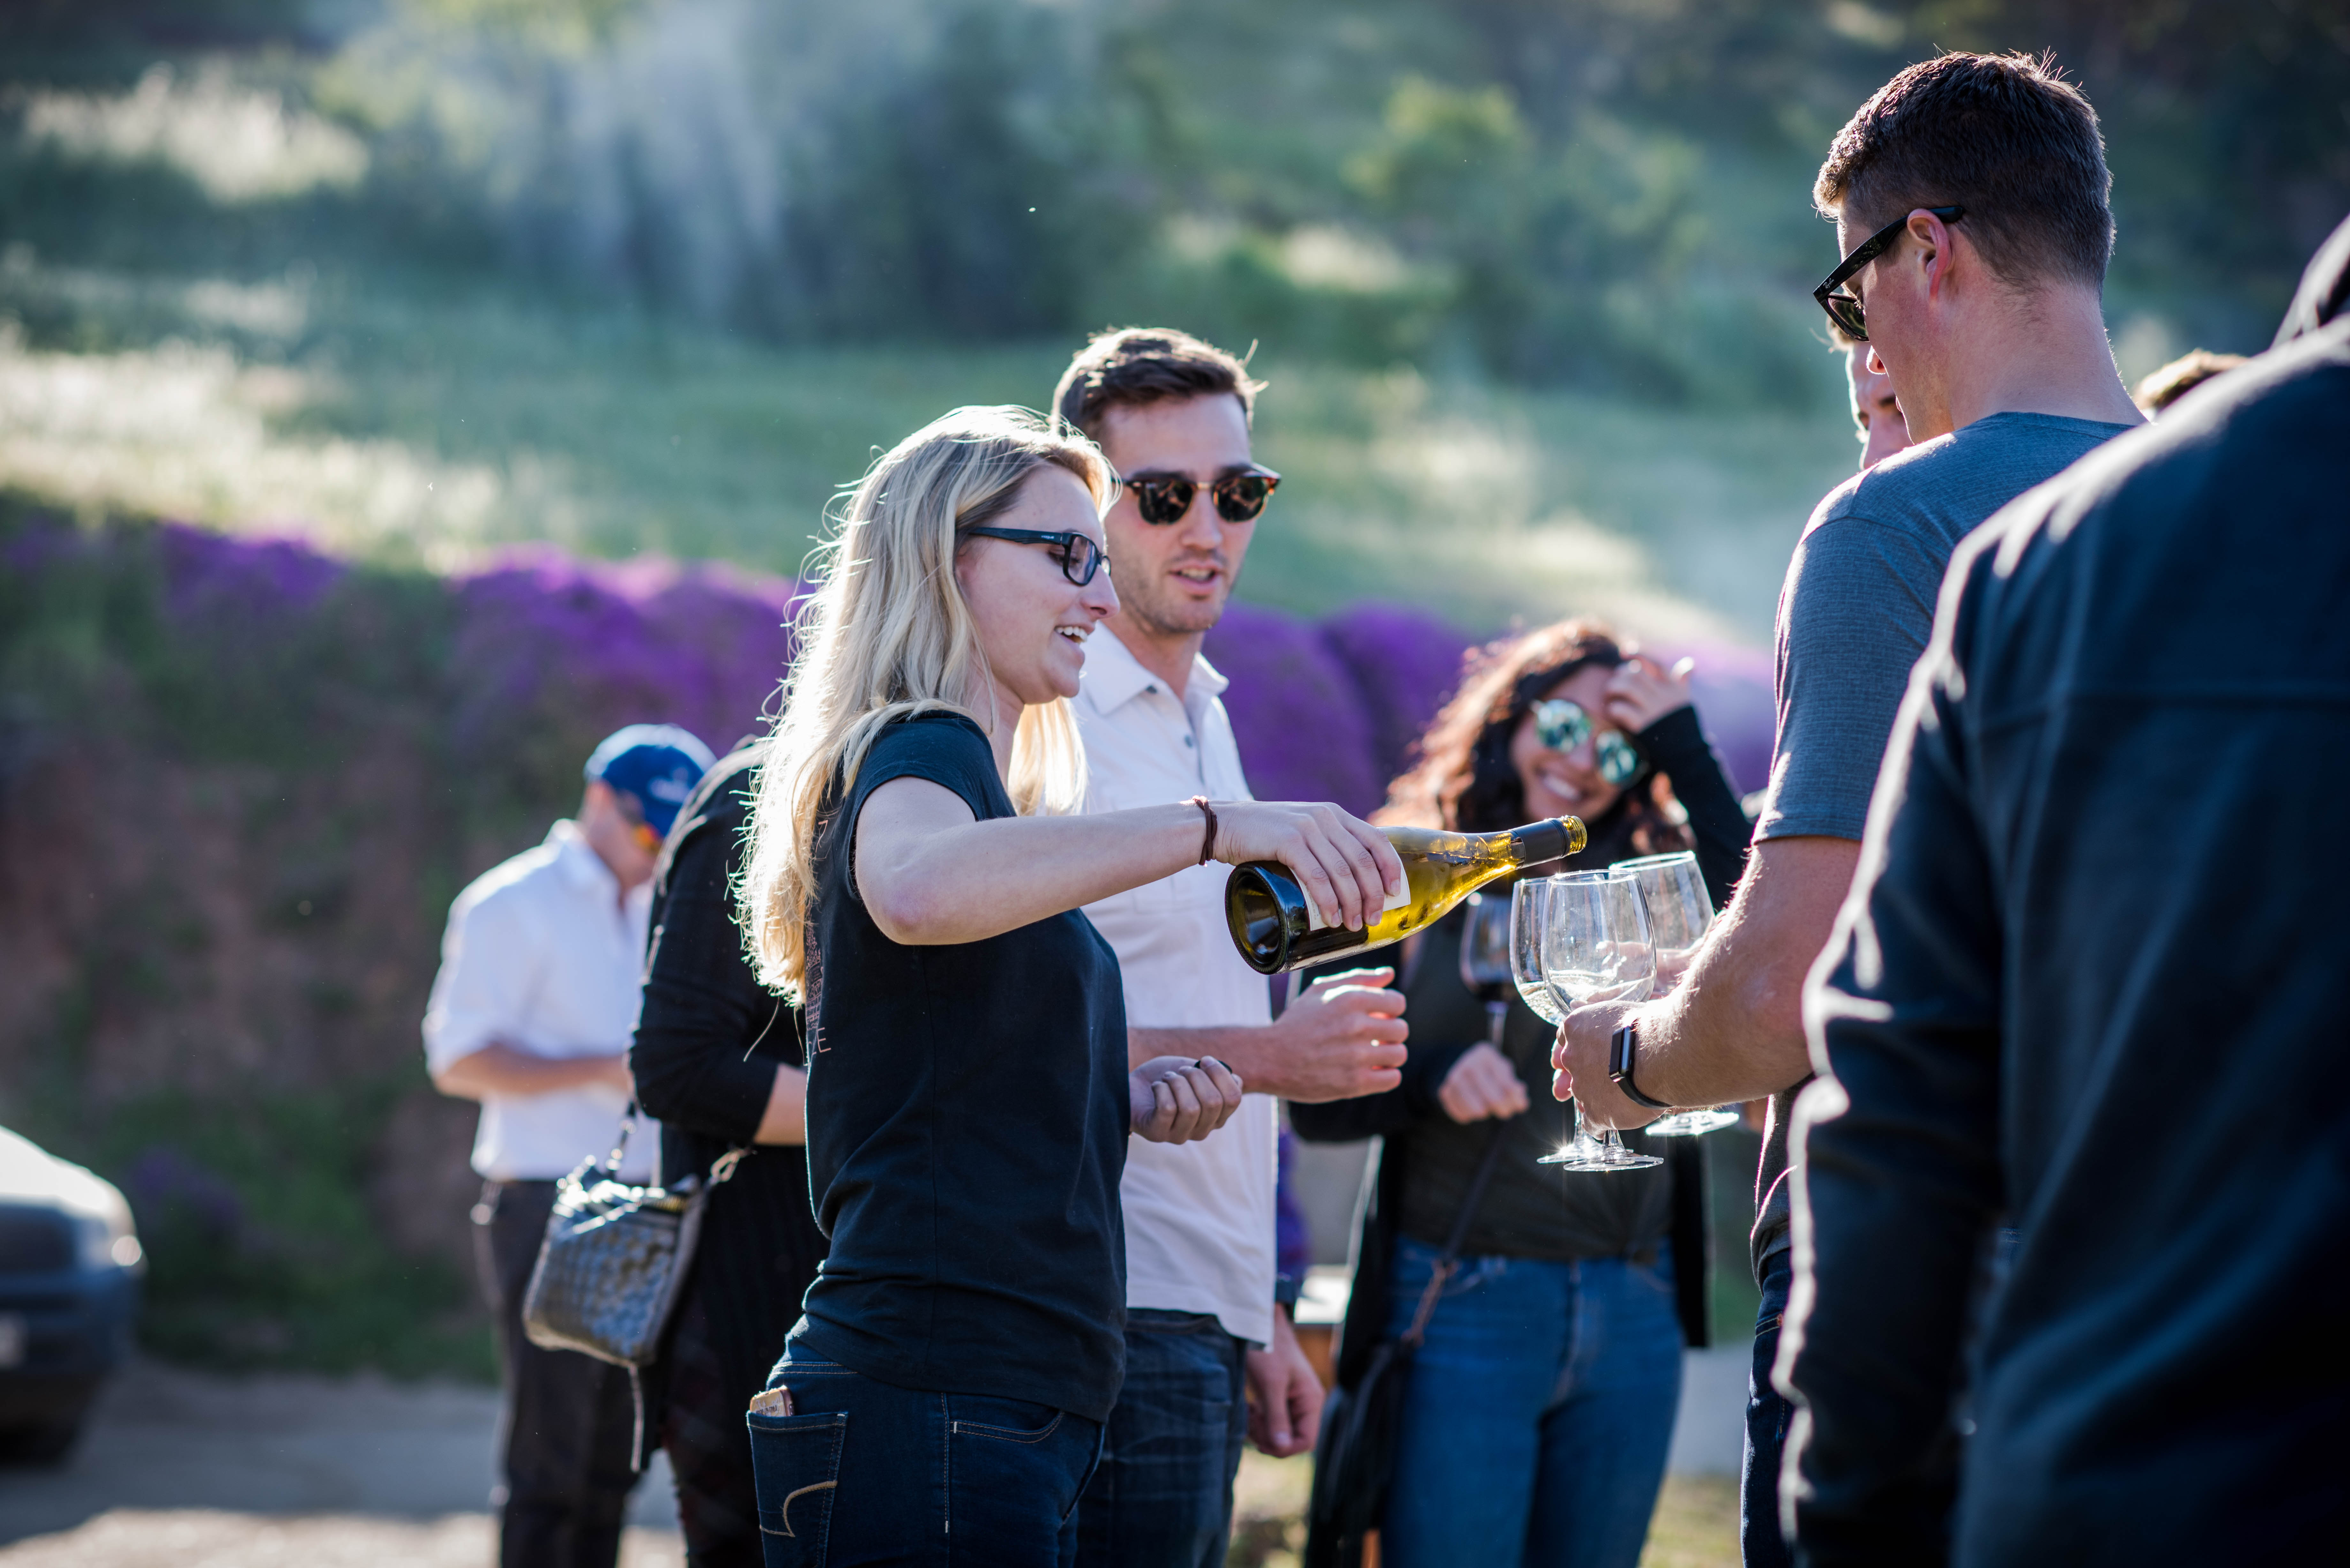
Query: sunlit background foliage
0 0 2342 1401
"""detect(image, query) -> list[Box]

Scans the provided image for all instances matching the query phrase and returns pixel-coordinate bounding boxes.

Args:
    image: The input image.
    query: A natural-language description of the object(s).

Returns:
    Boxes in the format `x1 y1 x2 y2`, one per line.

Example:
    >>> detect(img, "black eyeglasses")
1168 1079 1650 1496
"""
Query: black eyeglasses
1813 205 1964 342
962 526 1109 586
1119 466 1281 527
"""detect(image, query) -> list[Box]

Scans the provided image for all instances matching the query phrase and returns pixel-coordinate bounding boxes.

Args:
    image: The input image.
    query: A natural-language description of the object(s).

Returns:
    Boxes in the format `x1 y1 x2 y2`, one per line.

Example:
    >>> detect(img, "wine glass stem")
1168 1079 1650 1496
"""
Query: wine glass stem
1484 1000 1509 1048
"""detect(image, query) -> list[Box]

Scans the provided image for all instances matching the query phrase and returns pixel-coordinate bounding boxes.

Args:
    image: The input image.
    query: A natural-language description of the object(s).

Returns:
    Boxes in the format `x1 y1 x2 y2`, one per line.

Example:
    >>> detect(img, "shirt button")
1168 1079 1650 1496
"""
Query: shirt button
1184 735 1194 747
1145 685 1157 695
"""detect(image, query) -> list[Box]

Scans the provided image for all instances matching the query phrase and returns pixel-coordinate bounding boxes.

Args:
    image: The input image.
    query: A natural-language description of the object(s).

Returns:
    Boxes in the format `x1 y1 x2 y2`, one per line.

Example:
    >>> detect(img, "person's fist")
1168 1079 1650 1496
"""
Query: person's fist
1603 655 1696 736
1437 1043 1530 1124
1269 968 1409 1102
1130 1055 1246 1144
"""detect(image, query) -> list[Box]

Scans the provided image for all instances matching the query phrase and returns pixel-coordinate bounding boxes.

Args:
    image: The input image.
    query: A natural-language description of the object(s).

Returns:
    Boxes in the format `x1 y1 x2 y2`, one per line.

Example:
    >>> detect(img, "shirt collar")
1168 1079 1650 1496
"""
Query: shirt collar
546 818 621 899
1078 627 1228 715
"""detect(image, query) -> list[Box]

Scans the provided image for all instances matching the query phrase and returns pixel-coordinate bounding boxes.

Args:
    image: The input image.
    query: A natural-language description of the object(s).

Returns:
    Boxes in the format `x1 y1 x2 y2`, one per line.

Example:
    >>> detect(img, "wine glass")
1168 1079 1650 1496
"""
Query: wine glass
1537 871 1664 1171
1611 853 1740 1137
1459 891 1515 1048
1509 877 1566 1028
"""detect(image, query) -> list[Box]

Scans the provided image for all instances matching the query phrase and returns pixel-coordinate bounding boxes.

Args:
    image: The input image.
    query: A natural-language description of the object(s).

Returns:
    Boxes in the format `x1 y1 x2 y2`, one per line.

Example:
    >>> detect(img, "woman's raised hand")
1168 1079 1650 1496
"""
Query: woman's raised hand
1208 802 1404 933
1130 1055 1246 1144
1603 655 1696 735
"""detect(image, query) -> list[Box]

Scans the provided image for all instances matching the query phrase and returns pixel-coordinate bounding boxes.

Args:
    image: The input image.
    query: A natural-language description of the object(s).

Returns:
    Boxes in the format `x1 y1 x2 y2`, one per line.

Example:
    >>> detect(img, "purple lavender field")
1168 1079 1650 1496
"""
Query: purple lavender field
444 537 1776 810
0 514 1770 1375
469 536 1774 805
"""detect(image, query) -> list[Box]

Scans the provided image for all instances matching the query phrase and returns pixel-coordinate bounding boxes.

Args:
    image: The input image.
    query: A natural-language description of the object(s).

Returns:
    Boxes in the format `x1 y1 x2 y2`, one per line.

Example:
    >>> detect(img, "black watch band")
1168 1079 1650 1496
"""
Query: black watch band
1609 1021 1675 1111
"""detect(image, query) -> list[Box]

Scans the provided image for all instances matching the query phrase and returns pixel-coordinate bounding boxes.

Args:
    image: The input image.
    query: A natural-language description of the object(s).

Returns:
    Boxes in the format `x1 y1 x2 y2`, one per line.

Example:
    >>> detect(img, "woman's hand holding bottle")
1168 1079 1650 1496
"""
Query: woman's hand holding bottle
1203 801 1404 934
1130 1055 1247 1144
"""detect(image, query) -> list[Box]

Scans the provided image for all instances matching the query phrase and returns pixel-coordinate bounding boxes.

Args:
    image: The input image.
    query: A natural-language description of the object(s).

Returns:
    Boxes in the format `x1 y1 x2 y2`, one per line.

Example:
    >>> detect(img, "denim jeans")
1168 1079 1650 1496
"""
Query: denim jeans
1743 1249 1794 1568
746 1337 1104 1567
1378 1238 1684 1568
1074 1309 1249 1568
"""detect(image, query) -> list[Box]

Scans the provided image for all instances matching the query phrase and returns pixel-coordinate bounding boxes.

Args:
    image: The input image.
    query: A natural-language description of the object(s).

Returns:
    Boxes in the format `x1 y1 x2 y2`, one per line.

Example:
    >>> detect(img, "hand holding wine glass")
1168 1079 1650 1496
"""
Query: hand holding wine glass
1537 871 1663 1171
1440 891 1534 1124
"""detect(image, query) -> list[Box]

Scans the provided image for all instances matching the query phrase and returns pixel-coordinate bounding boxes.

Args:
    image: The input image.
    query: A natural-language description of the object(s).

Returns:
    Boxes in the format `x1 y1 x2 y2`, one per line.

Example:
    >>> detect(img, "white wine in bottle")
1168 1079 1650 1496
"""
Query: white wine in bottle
1224 817 1586 976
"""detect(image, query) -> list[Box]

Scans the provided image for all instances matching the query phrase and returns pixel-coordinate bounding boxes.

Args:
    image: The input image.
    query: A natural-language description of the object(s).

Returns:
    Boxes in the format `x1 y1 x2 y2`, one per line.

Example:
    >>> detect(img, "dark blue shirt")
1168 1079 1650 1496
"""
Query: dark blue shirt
1786 321 2350 1564
796 711 1130 1422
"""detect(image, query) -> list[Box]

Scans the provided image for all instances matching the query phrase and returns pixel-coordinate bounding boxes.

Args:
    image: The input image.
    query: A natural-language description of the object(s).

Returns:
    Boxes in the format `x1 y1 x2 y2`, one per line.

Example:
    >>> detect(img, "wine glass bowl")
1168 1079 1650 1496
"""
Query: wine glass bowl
1537 871 1664 1171
1609 852 1740 1138
1459 891 1517 1047
1509 878 1567 1027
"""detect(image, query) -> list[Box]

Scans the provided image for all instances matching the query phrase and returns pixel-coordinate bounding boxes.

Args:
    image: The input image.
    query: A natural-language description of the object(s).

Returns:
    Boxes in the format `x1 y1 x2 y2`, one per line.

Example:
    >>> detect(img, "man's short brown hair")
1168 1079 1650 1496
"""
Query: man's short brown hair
1052 327 1266 445
1815 51 2113 289
2135 349 2247 415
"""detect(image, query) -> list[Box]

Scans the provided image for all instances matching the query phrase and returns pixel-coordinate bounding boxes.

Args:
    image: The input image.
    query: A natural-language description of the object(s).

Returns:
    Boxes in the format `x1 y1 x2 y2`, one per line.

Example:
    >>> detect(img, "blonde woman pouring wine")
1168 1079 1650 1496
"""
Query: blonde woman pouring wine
734 406 1403 1565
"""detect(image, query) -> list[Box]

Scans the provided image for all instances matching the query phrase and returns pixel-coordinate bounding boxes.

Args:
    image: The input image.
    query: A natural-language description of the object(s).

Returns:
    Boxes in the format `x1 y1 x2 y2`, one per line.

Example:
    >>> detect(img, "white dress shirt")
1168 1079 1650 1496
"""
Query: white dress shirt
422 819 656 1183
1075 629 1276 1347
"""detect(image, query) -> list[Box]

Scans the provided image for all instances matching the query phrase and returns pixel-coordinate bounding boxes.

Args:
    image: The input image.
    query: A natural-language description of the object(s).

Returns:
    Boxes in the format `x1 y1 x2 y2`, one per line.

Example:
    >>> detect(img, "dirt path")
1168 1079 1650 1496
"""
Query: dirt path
0 1358 680 1564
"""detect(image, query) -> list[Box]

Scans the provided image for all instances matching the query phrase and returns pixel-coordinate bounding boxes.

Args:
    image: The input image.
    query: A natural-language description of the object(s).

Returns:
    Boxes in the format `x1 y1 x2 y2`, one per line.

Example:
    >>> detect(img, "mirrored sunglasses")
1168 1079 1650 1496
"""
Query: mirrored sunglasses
1123 467 1280 526
1532 698 1644 787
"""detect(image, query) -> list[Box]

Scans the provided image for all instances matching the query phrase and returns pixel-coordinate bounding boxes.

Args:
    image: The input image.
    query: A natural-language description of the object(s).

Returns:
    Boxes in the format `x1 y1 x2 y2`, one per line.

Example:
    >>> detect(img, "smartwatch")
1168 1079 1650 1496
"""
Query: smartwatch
1608 1020 1675 1111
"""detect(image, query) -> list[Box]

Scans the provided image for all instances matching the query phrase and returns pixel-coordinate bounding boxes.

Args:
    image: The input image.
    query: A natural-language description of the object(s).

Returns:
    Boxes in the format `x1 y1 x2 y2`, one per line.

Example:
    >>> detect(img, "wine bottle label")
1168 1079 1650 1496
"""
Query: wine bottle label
1300 878 1413 933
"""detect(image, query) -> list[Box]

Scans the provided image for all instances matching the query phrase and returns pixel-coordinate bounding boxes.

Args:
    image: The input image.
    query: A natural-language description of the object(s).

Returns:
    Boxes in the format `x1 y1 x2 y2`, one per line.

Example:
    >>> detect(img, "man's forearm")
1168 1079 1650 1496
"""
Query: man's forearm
1131 1024 1269 1080
434 1041 628 1101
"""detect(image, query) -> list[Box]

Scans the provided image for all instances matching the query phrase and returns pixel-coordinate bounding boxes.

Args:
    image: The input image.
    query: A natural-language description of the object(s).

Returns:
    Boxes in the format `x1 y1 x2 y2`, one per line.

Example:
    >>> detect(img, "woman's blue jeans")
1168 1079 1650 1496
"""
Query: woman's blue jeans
746 1338 1104 1567
1378 1238 1683 1568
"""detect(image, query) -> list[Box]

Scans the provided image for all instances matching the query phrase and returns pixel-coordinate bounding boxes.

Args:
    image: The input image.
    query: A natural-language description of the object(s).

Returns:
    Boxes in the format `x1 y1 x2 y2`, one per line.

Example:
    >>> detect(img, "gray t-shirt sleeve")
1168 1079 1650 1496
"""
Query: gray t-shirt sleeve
1755 512 1951 843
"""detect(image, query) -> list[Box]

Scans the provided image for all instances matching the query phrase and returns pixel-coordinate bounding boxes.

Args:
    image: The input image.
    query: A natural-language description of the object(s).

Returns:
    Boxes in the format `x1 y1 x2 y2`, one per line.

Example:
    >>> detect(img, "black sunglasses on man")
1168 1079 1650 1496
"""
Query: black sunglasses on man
1118 465 1281 527
1813 205 1965 342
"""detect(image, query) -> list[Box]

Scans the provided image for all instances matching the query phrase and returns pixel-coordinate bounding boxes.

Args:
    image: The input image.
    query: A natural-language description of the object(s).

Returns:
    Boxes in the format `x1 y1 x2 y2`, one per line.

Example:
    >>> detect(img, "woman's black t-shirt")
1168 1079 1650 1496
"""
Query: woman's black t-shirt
795 710 1130 1422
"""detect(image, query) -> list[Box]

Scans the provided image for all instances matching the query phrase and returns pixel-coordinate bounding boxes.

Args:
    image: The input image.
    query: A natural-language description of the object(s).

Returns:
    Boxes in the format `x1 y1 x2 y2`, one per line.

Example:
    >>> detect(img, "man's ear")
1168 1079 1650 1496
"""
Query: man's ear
1913 209 1959 301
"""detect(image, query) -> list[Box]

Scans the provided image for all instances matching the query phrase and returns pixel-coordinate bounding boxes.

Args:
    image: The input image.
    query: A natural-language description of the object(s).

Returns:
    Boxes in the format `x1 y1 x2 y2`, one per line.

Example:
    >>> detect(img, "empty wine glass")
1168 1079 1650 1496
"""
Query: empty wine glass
1611 853 1739 1137
1458 891 1515 1048
1509 877 1566 1028
1538 871 1663 1171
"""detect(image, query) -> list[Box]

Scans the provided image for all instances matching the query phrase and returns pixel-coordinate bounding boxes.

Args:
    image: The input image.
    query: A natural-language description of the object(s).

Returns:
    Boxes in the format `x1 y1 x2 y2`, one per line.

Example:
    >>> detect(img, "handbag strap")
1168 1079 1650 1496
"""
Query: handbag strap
1400 1121 1509 1347
601 1104 749 1190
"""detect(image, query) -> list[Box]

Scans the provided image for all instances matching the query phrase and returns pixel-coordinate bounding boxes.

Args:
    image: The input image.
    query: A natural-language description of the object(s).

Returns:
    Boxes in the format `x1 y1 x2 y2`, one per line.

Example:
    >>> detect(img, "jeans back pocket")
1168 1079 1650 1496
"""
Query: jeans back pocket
748 1408 847 1568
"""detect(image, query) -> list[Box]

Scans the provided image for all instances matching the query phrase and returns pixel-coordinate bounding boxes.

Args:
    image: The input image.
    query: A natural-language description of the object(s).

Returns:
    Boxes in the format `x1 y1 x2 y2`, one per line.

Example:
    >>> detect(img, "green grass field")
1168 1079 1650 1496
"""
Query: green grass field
0 245 1860 645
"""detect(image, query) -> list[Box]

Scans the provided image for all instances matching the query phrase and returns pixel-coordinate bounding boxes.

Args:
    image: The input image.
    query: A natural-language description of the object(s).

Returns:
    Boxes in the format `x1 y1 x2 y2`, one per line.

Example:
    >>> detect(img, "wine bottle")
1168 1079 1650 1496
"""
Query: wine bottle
1224 817 1586 976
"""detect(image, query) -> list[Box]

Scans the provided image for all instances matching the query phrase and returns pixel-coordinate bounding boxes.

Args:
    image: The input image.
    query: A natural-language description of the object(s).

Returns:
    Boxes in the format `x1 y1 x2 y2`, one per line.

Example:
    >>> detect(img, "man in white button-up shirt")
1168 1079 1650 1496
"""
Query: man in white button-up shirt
1056 331 1414 1568
425 724 713 1568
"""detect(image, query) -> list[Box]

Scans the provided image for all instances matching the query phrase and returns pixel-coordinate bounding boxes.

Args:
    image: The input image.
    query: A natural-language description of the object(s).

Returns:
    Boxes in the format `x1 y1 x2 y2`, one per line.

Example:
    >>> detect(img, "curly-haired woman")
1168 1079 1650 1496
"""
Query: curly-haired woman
1293 618 1749 1568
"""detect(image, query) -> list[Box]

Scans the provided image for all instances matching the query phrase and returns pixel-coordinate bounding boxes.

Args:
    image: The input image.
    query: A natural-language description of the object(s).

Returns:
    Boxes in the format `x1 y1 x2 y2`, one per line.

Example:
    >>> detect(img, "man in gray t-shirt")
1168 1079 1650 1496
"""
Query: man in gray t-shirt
1550 52 2144 1568
1748 410 2132 1261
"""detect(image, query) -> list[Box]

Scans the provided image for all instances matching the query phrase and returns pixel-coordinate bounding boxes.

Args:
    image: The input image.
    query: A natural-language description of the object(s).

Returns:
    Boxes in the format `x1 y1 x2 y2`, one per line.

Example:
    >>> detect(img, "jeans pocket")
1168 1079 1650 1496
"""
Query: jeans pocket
945 1398 1099 1546
747 1408 847 1568
948 1394 1065 1445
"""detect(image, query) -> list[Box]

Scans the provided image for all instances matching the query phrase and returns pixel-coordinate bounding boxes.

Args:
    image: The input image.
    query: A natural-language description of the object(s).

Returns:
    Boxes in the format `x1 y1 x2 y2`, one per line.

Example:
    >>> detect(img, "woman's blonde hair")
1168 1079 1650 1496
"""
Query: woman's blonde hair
739 405 1113 999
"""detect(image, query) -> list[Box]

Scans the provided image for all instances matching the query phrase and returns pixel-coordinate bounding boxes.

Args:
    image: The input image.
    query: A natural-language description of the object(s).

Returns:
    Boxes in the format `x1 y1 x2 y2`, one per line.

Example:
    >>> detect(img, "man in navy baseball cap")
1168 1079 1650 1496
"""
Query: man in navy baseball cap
423 719 714 1568
585 724 719 851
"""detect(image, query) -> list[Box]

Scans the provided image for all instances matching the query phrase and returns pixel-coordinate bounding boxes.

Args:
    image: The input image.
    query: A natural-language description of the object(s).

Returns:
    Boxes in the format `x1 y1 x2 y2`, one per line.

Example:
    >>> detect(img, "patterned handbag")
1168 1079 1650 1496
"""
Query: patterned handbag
521 1112 743 1369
